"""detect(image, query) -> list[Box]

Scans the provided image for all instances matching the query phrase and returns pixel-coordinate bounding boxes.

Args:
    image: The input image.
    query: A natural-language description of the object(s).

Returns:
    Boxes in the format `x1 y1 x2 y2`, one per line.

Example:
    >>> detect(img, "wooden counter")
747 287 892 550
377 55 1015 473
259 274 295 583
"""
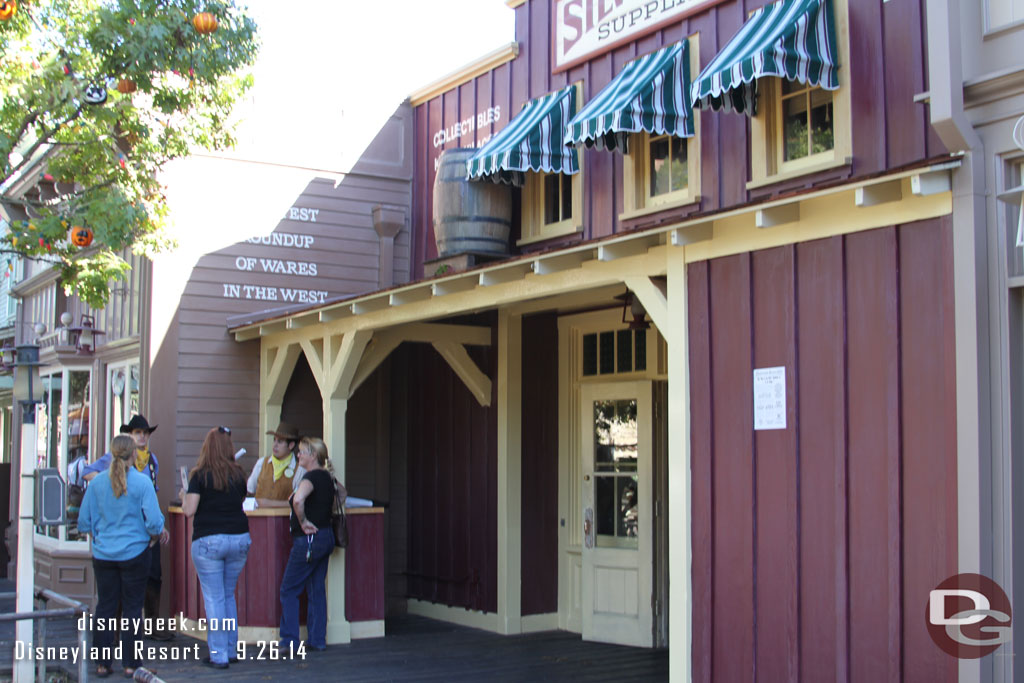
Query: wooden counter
169 505 384 644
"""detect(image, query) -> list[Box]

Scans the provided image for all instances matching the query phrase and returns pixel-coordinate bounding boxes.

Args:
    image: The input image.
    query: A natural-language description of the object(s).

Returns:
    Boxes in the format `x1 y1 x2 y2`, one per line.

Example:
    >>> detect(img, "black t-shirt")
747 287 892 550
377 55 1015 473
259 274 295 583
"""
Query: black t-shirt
290 469 335 536
187 471 250 541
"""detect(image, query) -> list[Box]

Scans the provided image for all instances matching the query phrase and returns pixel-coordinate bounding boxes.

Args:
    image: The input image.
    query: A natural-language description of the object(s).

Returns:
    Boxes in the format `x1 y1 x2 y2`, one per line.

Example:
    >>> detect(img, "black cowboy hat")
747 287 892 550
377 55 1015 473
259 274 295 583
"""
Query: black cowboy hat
120 415 157 434
265 420 300 442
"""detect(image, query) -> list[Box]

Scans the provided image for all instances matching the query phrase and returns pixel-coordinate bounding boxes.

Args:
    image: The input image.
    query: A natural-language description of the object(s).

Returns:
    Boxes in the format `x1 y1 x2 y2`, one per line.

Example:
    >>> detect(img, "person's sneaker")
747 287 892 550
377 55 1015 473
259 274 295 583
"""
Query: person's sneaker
202 657 228 670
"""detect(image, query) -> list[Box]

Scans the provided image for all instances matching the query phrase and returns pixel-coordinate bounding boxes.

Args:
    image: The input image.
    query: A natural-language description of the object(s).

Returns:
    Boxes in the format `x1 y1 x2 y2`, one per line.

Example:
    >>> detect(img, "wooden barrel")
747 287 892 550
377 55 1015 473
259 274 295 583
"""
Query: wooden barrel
433 148 512 257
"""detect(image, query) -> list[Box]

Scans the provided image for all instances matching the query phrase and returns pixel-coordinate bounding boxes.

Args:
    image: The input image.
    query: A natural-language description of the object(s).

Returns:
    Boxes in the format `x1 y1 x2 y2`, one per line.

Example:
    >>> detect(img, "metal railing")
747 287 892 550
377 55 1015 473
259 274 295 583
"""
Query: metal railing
0 589 165 683
0 587 88 682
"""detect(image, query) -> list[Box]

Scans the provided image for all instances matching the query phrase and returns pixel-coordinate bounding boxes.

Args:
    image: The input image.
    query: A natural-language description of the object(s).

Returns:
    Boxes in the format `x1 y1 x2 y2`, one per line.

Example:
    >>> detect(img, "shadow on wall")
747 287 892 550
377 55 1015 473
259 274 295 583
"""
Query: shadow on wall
147 102 414 493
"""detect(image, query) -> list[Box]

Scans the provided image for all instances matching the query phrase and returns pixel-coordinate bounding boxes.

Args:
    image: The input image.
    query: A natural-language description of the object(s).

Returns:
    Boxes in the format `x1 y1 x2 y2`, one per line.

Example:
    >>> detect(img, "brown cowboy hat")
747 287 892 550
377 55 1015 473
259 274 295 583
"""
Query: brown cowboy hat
120 415 157 434
266 420 300 442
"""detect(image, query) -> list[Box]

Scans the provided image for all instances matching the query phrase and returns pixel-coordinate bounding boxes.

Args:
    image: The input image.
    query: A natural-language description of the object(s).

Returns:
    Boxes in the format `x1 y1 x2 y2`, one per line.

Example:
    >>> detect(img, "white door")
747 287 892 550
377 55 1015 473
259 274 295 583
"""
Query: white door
580 381 653 647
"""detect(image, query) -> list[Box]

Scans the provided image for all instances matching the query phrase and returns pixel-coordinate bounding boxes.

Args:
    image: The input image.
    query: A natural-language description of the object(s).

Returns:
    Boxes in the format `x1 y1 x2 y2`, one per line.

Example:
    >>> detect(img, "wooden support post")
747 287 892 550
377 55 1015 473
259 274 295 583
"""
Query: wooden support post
666 248 691 683
324 395 351 645
497 309 522 634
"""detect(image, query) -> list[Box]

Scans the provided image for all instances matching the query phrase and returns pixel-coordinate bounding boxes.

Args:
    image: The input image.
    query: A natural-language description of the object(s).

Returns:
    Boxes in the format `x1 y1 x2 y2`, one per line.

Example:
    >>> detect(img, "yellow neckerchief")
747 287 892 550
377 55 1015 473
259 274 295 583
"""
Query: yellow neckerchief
270 454 293 481
134 448 151 473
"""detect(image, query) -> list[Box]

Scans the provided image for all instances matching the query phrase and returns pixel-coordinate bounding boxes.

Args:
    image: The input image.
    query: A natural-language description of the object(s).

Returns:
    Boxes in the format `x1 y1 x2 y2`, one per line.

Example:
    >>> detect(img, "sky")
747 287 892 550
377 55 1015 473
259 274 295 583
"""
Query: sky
225 0 516 171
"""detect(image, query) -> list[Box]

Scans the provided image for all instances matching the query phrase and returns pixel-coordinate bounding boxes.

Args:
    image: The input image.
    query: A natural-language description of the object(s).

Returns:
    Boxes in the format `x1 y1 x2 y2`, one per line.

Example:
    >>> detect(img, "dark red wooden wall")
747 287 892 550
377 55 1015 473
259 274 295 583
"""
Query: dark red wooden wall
520 313 559 616
395 313 499 612
687 218 957 683
411 0 943 277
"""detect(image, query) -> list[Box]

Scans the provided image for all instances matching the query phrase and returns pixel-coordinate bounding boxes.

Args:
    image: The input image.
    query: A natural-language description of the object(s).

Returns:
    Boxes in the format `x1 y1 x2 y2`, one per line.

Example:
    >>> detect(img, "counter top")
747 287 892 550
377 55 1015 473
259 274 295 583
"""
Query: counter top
168 505 384 516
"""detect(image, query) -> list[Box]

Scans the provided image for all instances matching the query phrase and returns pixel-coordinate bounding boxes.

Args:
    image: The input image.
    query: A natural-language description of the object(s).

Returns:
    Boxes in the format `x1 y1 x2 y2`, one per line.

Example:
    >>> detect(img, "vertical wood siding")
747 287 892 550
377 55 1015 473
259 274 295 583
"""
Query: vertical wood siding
399 314 498 612
520 313 559 616
687 219 956 683
411 0 942 278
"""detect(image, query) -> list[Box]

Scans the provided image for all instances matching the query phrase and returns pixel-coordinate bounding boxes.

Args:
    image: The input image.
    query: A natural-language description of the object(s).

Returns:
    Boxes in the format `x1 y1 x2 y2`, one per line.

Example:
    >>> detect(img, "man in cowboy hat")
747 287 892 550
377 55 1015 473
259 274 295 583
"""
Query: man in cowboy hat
82 415 174 640
247 420 307 507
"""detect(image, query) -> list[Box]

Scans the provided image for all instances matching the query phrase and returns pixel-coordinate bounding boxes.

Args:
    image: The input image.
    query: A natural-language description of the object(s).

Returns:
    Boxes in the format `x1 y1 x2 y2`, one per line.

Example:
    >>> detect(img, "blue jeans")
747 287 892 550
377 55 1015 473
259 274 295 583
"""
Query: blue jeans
191 533 251 664
279 527 334 648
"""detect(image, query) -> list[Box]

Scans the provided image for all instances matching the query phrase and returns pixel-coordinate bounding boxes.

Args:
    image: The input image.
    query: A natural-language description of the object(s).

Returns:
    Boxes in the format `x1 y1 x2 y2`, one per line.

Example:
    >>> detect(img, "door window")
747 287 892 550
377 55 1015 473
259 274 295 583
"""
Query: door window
592 398 639 548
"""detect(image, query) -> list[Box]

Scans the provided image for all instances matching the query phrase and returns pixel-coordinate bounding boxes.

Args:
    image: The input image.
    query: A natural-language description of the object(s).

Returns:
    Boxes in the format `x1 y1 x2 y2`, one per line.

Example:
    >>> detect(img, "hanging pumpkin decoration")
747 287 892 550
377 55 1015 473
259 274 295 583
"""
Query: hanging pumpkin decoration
0 1 16 21
192 12 217 34
69 225 94 248
117 78 137 94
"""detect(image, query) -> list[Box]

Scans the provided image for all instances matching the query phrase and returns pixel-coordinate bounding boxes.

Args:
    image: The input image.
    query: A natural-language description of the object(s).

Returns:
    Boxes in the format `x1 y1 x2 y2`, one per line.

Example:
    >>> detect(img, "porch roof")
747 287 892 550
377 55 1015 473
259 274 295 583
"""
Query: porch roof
227 155 960 342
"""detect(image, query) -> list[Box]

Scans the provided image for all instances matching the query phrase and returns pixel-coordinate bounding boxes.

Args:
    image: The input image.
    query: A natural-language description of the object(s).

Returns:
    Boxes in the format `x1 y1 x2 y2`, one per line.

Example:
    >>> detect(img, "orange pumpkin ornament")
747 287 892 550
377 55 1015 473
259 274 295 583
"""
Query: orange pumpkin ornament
192 12 218 34
117 78 137 94
0 1 16 21
69 225 94 248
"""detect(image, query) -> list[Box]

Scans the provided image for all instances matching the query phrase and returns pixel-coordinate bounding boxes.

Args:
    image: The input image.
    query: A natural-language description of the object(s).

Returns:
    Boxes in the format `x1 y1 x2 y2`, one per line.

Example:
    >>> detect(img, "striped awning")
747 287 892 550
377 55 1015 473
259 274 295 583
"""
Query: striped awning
564 40 693 153
466 85 579 186
691 0 839 115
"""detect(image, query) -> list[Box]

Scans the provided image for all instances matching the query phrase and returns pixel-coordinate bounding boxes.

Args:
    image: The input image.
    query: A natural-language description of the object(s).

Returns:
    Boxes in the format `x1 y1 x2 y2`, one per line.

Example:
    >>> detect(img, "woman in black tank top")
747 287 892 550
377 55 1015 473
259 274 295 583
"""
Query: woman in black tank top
279 436 340 651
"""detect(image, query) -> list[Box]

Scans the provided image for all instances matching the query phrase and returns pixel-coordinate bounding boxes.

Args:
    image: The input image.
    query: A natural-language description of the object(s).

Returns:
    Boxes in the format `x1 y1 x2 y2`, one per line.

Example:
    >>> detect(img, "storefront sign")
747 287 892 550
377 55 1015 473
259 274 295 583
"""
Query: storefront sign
222 231 330 304
554 0 718 72
432 107 502 149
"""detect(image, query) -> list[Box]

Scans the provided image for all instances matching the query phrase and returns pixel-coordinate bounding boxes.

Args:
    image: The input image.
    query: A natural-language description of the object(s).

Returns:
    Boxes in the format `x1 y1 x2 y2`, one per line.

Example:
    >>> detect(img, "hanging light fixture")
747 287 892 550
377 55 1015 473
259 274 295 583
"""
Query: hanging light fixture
0 340 15 372
67 314 106 355
616 289 650 331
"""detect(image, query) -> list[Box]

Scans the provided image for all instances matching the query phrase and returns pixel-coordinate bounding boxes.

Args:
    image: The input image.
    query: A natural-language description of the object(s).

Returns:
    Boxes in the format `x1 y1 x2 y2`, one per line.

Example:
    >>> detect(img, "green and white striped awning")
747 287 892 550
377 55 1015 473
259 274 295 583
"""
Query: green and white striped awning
564 40 693 153
466 85 579 186
691 0 839 115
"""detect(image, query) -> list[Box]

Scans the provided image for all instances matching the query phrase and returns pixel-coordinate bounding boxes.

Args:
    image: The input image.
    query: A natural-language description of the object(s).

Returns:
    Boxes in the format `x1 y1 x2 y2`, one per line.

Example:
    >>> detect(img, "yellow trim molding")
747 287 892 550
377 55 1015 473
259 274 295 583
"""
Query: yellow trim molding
410 43 520 106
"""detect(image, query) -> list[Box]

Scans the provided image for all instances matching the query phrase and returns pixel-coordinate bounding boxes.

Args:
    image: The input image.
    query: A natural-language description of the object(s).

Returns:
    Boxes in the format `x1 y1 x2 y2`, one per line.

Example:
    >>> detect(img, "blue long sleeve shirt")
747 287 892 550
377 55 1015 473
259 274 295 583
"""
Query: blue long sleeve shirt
83 451 159 491
78 469 165 561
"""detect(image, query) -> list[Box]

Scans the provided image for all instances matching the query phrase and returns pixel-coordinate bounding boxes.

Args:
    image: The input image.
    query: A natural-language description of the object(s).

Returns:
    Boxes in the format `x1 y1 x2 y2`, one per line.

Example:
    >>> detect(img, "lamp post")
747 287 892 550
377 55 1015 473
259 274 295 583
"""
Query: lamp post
13 334 43 683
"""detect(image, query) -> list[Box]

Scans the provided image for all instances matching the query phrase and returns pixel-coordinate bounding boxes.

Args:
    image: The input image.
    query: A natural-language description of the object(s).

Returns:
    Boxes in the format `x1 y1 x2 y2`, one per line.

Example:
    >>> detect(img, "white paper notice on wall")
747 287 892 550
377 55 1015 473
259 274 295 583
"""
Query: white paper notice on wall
753 366 787 430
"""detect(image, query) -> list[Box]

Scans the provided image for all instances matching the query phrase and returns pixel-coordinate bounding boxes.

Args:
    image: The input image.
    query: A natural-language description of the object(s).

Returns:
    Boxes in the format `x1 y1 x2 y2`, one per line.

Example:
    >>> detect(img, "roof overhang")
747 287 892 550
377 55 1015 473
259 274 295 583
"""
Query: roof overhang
229 155 961 343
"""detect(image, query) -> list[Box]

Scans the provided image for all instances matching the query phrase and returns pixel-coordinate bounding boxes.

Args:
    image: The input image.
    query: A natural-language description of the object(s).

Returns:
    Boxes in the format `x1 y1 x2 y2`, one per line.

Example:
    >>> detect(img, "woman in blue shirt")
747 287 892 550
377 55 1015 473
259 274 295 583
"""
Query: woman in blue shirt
78 435 168 678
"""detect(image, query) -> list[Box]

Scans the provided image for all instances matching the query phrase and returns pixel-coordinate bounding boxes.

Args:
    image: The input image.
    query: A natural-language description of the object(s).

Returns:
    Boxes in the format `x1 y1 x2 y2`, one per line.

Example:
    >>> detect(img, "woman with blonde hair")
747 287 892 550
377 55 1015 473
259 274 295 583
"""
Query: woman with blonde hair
78 435 167 678
279 436 345 651
182 426 251 669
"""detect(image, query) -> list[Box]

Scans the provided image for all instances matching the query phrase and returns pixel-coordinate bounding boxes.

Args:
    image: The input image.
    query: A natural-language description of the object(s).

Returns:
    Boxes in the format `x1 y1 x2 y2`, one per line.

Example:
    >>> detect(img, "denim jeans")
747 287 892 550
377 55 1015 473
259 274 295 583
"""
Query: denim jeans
279 527 334 649
191 533 251 664
92 549 149 669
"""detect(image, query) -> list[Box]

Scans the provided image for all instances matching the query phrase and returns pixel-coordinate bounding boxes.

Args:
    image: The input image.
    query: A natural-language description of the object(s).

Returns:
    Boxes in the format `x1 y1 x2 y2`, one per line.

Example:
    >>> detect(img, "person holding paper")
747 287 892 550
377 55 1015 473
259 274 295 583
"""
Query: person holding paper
182 426 250 669
247 421 306 507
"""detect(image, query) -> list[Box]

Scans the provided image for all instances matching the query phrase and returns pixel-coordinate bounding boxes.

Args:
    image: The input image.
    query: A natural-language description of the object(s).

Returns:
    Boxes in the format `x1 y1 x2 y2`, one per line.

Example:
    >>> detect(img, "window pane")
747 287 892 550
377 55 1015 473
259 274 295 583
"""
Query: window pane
810 88 834 154
599 331 615 374
634 329 647 371
671 136 688 192
593 399 638 473
783 91 810 161
129 364 140 417
544 174 561 224
616 475 639 539
617 329 632 373
649 137 671 196
561 173 573 221
582 333 597 376
66 370 90 541
595 475 616 536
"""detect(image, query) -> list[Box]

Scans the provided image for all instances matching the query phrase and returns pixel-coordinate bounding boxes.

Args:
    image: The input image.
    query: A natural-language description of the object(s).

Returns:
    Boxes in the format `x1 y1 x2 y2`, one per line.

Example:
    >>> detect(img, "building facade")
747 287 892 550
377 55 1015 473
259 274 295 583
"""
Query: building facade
225 0 996 679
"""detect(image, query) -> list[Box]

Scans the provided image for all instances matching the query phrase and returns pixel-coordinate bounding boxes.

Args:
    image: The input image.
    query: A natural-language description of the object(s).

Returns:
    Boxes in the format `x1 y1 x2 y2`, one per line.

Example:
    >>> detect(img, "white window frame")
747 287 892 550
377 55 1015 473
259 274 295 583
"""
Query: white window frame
106 359 140 447
33 365 92 548
985 0 1024 33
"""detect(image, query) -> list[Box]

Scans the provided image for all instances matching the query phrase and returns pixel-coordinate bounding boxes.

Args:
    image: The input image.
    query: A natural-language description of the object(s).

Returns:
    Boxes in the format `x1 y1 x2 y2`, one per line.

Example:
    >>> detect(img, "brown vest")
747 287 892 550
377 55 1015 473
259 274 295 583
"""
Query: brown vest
253 456 297 500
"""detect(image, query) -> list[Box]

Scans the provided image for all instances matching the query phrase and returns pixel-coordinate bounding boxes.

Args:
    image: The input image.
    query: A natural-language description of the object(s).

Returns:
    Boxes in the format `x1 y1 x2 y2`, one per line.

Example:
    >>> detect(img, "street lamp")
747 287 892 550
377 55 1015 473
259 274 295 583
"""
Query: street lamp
13 328 44 683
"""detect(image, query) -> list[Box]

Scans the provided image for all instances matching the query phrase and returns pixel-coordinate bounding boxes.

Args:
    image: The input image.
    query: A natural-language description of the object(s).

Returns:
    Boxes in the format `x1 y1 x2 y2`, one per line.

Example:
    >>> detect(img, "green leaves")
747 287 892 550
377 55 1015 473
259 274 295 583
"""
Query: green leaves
1 0 259 308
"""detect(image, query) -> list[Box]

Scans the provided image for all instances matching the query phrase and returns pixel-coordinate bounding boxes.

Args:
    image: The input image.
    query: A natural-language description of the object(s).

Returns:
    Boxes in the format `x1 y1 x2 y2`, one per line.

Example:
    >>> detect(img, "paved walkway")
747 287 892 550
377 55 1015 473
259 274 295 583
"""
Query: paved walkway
0 581 668 682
